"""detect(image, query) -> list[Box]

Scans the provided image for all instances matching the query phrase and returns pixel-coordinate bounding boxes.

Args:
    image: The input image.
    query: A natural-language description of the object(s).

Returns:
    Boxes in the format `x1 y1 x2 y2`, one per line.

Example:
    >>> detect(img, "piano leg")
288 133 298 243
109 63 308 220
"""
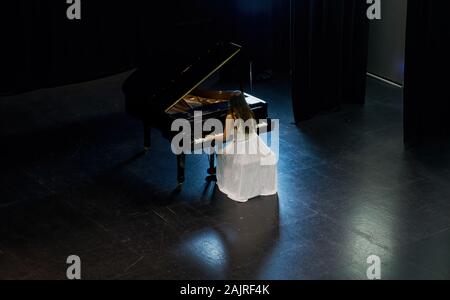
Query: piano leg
143 120 151 152
206 140 216 182
177 153 186 184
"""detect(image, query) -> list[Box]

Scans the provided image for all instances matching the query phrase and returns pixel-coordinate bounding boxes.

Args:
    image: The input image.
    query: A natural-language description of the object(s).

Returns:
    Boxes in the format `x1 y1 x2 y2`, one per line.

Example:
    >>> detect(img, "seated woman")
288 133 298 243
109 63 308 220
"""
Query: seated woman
216 92 278 202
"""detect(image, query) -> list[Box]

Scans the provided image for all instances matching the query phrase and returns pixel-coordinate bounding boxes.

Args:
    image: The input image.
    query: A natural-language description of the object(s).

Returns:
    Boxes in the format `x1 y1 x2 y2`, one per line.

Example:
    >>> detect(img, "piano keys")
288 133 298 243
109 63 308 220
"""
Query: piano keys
194 117 270 146
122 41 272 184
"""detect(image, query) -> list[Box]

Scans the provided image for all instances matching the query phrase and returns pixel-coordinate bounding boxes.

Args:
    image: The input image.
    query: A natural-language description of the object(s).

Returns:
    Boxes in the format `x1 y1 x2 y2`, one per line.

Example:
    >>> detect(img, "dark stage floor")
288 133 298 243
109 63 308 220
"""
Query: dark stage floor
1 73 449 280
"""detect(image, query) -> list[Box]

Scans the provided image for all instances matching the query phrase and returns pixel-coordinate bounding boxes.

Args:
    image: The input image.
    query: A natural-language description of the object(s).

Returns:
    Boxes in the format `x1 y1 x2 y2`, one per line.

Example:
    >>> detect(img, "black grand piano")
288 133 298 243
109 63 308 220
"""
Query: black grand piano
122 42 271 184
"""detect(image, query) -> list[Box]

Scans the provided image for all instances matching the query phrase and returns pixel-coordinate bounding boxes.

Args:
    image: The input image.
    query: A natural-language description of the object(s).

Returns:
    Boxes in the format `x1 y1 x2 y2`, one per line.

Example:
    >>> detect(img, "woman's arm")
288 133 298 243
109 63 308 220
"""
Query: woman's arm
199 114 234 145
223 114 235 142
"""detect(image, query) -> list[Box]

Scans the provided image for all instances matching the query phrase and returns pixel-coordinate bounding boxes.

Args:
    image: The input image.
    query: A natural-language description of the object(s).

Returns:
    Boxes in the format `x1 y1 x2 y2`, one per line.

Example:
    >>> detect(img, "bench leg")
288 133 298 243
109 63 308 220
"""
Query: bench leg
208 153 216 175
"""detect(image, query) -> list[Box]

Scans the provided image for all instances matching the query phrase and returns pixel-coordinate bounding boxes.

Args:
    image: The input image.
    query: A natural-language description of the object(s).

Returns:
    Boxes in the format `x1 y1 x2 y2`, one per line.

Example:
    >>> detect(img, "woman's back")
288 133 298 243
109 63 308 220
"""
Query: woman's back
216 93 278 202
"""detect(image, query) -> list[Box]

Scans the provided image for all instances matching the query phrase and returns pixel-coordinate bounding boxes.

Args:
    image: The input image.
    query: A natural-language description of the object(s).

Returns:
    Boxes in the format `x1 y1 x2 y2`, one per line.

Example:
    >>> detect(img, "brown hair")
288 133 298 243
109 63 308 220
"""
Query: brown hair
228 92 256 134
229 92 255 121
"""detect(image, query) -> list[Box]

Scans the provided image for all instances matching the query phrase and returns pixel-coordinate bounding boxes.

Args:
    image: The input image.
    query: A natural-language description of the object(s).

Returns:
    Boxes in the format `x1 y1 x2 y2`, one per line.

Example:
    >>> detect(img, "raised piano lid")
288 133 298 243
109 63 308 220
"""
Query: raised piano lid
162 42 242 113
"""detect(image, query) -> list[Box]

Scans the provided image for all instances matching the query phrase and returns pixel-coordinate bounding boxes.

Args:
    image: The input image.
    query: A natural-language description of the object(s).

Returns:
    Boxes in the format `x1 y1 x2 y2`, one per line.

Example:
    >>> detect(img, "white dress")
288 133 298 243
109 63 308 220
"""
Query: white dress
216 121 278 202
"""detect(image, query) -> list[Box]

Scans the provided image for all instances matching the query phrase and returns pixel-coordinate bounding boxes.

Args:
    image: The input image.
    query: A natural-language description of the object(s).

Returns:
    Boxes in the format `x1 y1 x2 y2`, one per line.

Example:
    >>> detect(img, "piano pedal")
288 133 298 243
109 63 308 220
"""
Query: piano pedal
144 146 150 154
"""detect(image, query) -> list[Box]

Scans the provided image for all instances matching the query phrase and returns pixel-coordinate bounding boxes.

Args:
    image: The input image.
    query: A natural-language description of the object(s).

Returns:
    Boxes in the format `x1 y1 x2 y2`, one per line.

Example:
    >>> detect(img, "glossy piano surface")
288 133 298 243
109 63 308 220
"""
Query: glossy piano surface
122 41 271 183
166 91 267 120
123 42 243 119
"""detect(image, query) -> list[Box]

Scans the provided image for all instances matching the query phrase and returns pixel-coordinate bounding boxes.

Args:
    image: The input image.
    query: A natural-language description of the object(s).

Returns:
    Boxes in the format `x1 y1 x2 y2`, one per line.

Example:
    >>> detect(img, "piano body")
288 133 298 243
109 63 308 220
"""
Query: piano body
122 42 271 184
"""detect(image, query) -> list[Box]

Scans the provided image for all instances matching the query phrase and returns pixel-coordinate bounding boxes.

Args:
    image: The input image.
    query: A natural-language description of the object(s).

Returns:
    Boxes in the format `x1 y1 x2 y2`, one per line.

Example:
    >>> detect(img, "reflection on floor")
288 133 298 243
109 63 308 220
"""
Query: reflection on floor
0 73 449 280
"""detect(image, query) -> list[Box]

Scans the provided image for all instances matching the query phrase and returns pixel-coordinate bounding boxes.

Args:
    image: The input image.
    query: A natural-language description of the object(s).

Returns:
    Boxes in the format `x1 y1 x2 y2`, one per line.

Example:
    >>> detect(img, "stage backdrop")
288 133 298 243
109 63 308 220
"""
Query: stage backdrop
2 1 139 95
291 0 369 122
404 0 450 146
1 1 291 96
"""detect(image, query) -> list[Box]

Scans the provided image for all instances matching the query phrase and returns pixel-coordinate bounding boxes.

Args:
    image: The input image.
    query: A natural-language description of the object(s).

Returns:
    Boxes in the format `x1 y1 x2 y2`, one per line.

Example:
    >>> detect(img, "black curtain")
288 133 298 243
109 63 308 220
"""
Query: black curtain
1 1 290 96
2 1 140 95
204 0 291 75
404 0 450 146
291 0 369 122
